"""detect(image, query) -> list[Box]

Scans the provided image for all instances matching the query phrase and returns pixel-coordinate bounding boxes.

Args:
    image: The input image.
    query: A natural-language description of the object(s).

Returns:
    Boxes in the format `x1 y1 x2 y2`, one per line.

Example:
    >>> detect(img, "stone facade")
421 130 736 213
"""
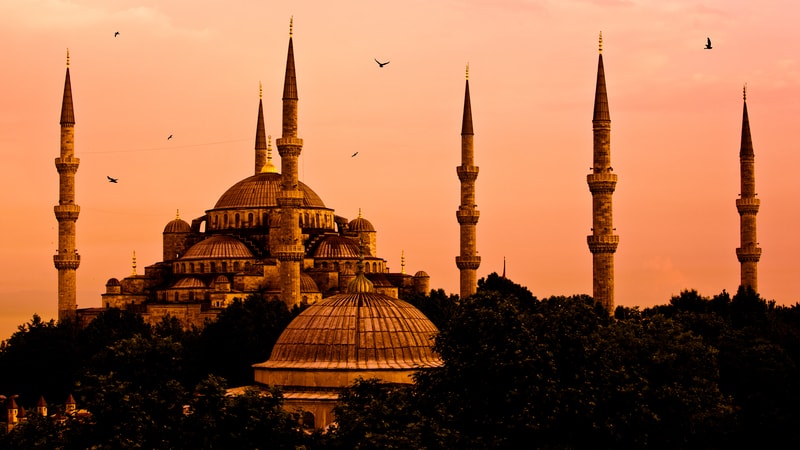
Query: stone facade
587 36 619 313
456 69 481 299
736 87 762 291
54 53 80 322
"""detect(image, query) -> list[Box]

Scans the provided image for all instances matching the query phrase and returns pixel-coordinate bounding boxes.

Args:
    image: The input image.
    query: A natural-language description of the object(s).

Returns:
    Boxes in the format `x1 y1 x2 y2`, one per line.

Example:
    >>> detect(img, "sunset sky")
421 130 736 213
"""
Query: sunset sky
2 0 799 341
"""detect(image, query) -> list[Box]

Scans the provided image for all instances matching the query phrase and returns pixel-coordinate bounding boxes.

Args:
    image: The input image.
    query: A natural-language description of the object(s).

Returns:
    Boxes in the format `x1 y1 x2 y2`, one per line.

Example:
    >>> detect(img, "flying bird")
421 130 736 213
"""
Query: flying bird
167 134 173 140
705 37 712 49
114 31 120 37
352 152 359 157
107 176 118 183
374 58 390 68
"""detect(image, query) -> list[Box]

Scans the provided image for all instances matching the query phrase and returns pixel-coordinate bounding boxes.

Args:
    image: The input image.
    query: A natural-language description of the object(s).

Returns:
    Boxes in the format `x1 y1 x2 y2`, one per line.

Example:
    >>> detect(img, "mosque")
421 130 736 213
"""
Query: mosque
51 23 760 429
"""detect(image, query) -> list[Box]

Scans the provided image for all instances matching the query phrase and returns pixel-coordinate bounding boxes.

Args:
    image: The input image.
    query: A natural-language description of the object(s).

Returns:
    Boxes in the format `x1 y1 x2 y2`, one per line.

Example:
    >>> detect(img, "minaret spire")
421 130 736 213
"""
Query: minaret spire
587 33 618 312
54 50 80 322
255 82 268 174
275 17 305 307
736 84 761 291
456 64 480 298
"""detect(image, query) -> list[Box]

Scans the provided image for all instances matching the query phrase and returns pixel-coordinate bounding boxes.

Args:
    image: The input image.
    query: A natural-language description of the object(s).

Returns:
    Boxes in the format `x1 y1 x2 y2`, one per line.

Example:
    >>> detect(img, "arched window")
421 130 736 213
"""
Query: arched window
189 263 195 273
210 262 216 272
223 214 228 227
199 262 205 273
300 411 315 430
235 213 240 228
373 262 378 272
234 261 240 271
248 213 253 226
222 261 228 272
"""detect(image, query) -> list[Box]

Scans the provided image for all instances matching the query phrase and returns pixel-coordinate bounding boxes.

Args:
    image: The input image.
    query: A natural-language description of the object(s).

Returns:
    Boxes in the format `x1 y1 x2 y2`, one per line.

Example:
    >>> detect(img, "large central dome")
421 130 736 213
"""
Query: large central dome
214 172 326 209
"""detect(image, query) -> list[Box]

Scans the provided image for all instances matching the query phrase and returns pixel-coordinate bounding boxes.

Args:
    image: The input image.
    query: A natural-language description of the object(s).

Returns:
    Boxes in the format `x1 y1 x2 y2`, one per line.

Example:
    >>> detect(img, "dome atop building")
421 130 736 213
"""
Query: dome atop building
213 172 326 210
181 235 254 260
164 217 191 233
105 278 120 286
313 235 362 258
257 273 441 372
348 214 375 232
414 270 429 278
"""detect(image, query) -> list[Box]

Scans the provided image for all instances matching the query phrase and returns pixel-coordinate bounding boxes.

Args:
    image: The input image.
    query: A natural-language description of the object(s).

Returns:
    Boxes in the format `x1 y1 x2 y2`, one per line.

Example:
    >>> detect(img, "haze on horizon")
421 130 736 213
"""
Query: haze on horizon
2 0 799 341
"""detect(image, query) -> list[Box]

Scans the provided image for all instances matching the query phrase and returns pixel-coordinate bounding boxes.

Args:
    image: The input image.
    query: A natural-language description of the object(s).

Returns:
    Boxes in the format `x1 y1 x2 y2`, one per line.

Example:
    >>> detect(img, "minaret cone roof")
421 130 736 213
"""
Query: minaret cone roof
255 98 267 151
282 36 298 100
593 53 610 122
60 67 75 125
740 95 754 158
462 75 473 135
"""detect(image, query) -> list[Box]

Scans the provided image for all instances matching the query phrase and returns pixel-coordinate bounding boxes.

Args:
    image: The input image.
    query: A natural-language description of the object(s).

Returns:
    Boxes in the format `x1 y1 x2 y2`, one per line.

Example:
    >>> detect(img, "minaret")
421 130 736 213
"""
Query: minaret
456 64 481 298
736 85 761 291
54 50 80 322
275 18 304 307
255 82 268 174
587 33 619 312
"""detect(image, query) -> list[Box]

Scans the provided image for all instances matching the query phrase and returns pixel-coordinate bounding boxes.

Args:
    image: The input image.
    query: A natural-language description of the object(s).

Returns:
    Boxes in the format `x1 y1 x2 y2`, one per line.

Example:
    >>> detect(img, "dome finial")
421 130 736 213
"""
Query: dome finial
289 16 293 37
261 134 278 173
401 249 406 275
599 31 603 54
131 250 137 276
358 208 362 219
66 48 70 67
175 209 180 220
466 63 469 80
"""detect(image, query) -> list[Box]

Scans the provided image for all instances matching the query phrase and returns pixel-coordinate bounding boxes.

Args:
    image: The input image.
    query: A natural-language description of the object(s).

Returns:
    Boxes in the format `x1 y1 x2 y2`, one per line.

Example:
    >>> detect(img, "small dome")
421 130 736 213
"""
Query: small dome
164 218 191 233
300 273 320 293
414 270 429 278
105 278 120 286
347 272 375 293
213 172 326 209
213 274 230 285
181 236 253 260
348 216 375 232
172 277 206 289
313 235 361 258
262 291 441 370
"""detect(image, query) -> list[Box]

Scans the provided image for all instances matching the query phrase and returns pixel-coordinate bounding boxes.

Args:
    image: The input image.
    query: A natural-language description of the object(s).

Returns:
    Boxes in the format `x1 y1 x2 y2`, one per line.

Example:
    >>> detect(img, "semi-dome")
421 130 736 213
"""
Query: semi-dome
213 172 326 209
313 235 361 258
414 270 429 278
300 273 320 293
172 277 206 289
181 235 254 260
164 217 191 233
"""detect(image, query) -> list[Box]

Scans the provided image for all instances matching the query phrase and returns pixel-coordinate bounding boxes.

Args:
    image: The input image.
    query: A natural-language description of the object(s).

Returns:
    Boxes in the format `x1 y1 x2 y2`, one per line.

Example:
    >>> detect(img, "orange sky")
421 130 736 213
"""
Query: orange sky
2 0 799 341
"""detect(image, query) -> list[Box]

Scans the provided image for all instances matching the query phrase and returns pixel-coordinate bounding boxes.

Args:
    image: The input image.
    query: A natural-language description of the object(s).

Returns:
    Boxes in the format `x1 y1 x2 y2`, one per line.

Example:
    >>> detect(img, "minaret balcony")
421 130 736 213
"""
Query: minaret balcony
736 247 762 262
456 255 481 270
457 165 480 182
54 204 81 220
587 234 619 253
53 253 81 269
587 173 617 192
274 244 305 261
55 158 80 173
456 208 480 224
736 197 760 214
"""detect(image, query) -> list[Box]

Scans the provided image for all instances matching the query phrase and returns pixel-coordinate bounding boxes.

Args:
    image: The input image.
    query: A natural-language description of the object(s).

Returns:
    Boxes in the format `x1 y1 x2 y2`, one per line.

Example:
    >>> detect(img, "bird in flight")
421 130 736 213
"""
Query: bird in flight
114 31 120 37
705 37 712 49
374 58 390 68
167 134 173 140
107 176 118 183
352 152 359 157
